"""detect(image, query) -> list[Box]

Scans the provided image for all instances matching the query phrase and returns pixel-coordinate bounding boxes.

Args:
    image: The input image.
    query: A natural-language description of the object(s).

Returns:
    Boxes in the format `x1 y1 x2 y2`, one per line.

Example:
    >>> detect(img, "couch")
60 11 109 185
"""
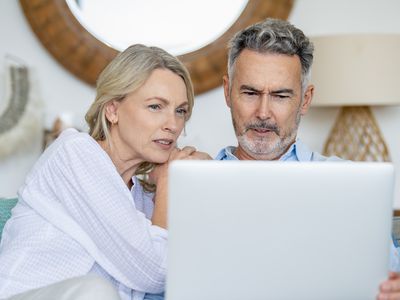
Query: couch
0 197 18 241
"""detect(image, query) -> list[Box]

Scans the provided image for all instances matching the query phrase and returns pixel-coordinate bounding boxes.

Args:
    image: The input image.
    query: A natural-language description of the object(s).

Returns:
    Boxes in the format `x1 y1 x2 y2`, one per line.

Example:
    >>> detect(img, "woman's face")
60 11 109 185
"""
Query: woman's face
106 68 189 164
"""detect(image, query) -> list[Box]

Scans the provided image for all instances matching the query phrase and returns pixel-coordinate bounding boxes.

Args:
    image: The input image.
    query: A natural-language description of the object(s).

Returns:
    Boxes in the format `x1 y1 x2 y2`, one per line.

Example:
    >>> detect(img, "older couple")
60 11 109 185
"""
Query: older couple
0 19 399 300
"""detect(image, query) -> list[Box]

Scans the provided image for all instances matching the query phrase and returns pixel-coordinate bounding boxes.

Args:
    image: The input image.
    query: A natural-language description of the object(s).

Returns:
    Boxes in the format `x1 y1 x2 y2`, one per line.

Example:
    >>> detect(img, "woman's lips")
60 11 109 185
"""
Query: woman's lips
153 139 174 150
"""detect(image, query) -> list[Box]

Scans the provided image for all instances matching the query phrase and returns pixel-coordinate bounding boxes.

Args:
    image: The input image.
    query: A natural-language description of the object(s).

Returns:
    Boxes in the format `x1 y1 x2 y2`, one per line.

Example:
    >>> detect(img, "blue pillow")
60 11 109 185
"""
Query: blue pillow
0 198 18 240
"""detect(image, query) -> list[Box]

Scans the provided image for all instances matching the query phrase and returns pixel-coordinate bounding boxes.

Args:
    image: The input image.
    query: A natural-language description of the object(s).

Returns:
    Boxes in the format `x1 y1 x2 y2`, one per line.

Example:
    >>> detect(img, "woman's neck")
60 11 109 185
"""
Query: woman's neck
97 139 142 188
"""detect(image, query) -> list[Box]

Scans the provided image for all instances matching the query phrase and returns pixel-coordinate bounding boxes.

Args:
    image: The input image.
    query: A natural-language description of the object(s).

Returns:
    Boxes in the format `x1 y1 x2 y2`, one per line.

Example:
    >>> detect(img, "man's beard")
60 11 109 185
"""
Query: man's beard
233 111 301 160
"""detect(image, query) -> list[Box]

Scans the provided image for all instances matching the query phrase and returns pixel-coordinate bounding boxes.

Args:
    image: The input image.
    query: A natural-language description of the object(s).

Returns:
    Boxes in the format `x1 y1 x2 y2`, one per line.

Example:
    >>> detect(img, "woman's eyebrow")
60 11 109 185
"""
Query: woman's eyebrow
146 97 189 108
145 96 169 104
177 101 189 108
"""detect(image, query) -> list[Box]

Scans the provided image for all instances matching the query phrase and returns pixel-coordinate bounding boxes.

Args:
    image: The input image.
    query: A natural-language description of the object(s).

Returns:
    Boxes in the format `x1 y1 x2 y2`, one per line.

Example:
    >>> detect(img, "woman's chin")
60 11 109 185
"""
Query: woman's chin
147 154 170 165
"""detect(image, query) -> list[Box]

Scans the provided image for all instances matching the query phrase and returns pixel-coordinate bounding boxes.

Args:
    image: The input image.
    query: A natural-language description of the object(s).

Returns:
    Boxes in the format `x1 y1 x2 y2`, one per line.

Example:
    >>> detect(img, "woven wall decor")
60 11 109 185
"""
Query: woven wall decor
323 106 390 162
0 57 42 159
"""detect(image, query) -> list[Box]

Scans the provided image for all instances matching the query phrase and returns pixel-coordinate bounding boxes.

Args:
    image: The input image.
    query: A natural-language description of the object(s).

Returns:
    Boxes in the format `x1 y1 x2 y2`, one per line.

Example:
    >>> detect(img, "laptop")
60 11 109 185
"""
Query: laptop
166 161 395 300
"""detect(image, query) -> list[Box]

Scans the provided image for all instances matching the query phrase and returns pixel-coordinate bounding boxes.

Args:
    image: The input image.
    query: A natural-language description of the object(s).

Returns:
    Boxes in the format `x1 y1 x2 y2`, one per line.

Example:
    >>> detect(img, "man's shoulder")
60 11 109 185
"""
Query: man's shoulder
295 140 344 162
310 151 344 162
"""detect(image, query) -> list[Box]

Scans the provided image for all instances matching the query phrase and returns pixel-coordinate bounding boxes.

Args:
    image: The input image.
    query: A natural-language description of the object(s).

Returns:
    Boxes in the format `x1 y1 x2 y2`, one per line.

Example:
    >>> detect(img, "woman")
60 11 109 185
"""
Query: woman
0 44 209 300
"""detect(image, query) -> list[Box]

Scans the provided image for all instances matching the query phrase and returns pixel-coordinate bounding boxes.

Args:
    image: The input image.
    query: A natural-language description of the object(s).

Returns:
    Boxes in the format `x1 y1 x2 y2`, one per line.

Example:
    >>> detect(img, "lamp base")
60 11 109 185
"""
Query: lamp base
322 106 390 161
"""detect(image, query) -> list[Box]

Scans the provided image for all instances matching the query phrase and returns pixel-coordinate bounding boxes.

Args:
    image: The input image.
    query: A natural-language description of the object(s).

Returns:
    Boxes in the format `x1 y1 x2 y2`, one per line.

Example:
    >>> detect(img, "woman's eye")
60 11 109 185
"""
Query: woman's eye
176 108 188 117
148 104 161 111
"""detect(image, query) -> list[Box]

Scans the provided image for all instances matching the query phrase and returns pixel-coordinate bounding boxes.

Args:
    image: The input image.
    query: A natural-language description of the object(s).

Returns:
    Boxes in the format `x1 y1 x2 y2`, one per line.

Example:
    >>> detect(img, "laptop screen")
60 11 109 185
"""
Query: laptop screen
167 161 394 300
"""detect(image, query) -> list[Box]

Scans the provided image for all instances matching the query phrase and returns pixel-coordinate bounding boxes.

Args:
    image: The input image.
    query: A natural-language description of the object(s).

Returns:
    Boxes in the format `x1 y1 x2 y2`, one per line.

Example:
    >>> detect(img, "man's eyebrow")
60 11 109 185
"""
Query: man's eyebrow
270 89 294 95
240 85 263 93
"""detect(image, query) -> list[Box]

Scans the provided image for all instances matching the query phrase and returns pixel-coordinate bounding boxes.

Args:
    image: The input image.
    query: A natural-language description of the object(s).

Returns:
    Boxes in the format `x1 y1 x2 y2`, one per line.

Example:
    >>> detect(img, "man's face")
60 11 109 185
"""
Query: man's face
223 49 314 160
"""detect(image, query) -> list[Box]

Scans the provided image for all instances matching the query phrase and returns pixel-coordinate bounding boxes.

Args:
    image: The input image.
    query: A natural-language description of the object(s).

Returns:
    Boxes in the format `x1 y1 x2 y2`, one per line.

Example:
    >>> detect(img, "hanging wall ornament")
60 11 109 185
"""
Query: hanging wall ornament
0 56 42 159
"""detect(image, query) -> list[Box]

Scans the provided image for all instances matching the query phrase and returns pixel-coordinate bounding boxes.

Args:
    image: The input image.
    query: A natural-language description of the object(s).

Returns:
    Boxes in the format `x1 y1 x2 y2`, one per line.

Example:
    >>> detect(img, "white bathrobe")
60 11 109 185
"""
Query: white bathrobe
0 129 167 300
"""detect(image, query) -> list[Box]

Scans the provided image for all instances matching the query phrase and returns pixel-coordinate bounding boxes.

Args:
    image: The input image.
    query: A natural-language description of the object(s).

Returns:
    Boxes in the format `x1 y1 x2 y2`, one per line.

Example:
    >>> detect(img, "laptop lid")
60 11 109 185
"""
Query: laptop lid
166 161 395 300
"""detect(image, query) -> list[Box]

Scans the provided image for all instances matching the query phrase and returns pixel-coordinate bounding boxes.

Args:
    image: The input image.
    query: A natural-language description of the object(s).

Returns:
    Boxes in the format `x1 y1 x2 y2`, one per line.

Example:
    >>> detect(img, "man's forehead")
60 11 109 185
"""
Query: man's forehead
238 49 301 61
232 50 302 87
235 50 301 71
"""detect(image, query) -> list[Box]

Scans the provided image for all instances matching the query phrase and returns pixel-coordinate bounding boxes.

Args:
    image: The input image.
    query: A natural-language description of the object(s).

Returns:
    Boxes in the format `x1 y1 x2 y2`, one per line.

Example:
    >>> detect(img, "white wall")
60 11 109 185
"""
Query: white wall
182 0 400 207
1 0 400 206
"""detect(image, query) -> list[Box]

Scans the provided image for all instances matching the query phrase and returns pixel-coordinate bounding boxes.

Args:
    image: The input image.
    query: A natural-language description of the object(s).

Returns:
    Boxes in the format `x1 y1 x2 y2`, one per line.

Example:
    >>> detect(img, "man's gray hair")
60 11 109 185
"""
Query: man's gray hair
227 18 314 91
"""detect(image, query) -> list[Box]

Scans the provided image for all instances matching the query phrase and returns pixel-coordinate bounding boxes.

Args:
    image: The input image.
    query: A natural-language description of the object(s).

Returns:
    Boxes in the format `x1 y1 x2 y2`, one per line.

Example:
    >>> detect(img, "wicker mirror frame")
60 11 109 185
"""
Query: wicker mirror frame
19 0 293 94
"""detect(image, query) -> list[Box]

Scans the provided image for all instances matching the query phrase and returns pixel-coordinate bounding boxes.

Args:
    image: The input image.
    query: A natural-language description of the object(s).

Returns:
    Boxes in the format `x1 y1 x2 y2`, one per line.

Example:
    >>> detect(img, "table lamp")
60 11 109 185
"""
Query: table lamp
310 34 400 161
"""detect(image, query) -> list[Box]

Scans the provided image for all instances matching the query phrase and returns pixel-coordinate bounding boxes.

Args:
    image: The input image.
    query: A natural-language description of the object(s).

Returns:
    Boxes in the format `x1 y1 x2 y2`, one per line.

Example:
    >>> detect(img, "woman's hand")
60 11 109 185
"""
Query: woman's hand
185 150 212 160
149 146 198 185
151 146 210 229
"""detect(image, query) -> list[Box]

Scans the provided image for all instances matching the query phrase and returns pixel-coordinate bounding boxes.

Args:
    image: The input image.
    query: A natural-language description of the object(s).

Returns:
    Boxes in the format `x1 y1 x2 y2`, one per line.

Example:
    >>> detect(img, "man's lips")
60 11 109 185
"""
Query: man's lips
253 128 272 133
248 127 278 136
245 122 279 135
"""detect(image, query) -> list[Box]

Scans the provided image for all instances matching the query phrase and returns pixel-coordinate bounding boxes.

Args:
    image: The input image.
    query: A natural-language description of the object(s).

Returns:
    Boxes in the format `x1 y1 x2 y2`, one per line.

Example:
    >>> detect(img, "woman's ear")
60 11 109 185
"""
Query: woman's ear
104 100 119 125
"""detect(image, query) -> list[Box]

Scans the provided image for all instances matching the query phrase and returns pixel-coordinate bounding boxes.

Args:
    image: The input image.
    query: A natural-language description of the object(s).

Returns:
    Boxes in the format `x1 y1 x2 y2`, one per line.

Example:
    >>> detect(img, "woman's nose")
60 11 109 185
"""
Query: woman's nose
163 113 178 134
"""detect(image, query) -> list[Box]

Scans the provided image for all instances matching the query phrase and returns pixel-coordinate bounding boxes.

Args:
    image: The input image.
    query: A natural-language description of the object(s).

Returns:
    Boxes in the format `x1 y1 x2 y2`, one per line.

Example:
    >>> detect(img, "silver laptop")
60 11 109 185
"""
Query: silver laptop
166 161 395 300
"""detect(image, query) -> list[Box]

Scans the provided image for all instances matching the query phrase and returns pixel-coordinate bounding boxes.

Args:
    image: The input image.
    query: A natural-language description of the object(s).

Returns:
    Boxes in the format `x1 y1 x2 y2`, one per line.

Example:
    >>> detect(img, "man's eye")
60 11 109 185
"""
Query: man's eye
148 104 161 111
274 94 290 99
243 91 258 96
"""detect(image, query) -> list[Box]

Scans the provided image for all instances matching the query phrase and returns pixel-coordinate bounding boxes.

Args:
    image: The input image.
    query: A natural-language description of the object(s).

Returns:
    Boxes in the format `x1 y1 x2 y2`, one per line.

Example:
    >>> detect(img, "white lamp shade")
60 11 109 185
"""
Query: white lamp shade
311 34 400 106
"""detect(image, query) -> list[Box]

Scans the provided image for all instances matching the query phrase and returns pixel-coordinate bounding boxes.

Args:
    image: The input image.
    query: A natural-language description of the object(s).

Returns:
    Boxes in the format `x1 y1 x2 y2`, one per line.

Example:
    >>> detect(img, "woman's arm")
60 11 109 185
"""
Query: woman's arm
21 133 167 293
150 147 212 229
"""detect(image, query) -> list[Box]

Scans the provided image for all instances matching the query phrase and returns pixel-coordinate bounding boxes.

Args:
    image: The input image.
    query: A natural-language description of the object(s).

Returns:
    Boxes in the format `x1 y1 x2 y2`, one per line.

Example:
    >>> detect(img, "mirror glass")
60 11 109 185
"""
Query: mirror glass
66 0 248 56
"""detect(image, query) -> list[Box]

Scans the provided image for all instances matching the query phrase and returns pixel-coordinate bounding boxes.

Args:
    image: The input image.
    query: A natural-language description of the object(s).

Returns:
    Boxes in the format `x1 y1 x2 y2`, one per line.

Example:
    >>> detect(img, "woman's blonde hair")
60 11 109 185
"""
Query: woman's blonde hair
85 44 194 192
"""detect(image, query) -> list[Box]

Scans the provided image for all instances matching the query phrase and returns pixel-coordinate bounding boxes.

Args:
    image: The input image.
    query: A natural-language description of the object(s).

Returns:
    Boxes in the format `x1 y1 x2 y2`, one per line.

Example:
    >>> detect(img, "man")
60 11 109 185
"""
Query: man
216 18 400 299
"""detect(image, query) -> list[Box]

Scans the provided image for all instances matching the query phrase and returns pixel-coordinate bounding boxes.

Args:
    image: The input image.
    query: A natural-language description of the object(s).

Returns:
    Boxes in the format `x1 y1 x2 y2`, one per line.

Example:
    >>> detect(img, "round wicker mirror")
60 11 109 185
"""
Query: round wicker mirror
19 0 293 94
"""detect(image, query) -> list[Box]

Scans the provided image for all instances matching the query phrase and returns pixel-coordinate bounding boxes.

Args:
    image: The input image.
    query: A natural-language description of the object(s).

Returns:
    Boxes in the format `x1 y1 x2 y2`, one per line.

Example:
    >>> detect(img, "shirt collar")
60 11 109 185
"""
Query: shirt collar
215 139 314 162
293 139 313 161
215 146 238 160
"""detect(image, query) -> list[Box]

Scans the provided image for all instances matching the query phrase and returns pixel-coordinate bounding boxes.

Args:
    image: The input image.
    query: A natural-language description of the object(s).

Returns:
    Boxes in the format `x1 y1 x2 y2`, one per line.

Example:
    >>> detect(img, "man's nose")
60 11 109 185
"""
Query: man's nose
256 95 271 120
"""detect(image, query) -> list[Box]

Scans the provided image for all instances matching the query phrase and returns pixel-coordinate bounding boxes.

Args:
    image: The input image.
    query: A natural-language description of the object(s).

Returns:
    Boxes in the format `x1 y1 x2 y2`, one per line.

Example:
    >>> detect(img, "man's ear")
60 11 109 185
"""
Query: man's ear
222 75 232 108
300 84 314 115
104 100 120 124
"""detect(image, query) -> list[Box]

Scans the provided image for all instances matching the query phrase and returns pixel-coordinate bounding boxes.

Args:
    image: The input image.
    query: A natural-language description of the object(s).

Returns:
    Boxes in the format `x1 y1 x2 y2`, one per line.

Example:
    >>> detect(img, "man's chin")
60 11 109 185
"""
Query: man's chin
238 130 297 160
239 141 285 160
248 150 282 161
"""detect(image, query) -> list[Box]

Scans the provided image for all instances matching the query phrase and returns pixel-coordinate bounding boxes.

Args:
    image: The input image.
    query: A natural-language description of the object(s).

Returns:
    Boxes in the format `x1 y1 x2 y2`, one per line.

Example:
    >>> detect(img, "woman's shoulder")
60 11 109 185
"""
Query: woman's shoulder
23 129 100 182
21 128 111 193
49 128 109 166
44 128 103 160
55 128 94 148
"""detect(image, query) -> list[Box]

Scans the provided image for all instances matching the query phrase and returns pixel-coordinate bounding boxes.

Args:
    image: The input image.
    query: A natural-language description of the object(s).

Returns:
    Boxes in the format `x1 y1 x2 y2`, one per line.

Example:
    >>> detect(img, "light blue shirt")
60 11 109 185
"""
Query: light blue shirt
215 139 340 162
216 139 400 272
